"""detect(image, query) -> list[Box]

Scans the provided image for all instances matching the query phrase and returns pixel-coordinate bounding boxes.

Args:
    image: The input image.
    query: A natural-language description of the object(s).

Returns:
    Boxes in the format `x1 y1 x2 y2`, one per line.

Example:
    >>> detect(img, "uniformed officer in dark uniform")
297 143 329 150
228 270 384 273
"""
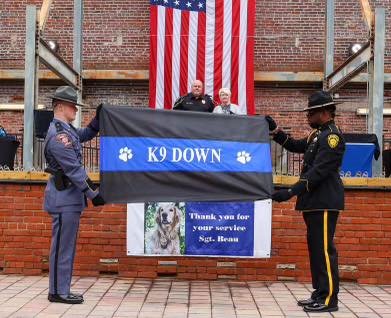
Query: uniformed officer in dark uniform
44 86 105 304
267 90 345 313
173 79 215 112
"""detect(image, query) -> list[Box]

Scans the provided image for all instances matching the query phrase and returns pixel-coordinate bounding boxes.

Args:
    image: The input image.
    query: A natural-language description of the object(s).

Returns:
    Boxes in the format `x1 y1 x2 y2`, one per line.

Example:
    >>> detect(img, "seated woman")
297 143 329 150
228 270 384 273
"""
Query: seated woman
213 88 245 115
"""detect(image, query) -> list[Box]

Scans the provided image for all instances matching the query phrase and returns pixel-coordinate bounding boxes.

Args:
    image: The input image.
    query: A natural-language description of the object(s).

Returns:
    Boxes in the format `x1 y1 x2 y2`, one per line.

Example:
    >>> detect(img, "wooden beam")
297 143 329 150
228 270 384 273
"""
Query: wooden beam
83 69 149 80
0 103 45 110
39 0 54 33
0 69 58 80
359 0 373 31
0 70 323 82
2 69 391 84
254 71 323 82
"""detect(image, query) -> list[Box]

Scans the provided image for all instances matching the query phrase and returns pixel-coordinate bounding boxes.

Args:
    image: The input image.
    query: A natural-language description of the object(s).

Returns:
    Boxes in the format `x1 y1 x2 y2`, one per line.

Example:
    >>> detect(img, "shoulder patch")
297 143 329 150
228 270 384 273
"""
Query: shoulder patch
56 133 72 148
327 134 340 148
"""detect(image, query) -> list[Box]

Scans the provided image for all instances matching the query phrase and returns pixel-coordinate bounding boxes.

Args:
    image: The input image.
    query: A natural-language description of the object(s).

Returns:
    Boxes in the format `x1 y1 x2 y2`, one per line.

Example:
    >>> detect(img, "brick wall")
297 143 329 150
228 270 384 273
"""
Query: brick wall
1 1 391 140
1 0 391 71
1 0 389 283
0 183 390 284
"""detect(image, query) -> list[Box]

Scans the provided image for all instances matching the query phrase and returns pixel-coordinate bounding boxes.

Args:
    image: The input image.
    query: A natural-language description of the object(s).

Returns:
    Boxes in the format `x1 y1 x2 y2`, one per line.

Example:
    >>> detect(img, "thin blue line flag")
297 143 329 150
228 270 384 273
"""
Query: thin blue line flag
99 106 273 203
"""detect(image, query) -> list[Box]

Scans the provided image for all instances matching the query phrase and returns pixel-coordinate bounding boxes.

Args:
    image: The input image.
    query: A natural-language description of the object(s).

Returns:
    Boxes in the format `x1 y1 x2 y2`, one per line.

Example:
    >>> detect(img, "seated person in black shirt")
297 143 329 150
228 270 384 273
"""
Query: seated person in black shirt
173 80 215 112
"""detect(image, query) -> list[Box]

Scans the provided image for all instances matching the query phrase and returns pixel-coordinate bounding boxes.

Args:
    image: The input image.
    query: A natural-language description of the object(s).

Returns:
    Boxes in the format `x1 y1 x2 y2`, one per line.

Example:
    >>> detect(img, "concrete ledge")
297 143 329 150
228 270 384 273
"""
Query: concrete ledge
0 171 99 182
273 175 391 188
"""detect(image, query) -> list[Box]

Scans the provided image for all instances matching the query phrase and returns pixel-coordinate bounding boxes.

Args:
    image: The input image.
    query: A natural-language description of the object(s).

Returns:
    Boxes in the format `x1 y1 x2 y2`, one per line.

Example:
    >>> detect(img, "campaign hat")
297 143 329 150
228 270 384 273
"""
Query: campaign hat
302 90 340 111
51 86 85 107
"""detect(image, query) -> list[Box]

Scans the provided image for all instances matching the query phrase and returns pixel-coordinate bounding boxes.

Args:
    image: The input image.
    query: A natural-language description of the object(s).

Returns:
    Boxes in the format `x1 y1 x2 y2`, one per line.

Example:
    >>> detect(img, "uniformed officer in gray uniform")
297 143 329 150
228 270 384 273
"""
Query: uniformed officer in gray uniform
267 91 345 313
44 86 105 304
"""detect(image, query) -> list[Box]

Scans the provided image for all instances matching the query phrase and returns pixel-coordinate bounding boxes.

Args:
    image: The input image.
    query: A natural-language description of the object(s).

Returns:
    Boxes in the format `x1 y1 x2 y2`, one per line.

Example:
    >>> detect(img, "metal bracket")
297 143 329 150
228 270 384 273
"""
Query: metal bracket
325 41 372 92
38 38 81 90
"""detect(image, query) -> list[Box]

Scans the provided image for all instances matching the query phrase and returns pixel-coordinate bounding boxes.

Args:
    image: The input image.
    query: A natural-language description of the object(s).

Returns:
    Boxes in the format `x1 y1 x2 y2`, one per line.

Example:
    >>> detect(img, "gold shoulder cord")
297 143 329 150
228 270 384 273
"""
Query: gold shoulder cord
307 129 318 143
299 178 310 192
282 136 289 146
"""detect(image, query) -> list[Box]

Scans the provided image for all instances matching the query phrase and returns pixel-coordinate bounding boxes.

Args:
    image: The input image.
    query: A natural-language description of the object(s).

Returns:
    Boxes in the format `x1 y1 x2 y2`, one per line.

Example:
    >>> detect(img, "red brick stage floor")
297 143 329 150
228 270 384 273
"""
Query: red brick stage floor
0 275 390 318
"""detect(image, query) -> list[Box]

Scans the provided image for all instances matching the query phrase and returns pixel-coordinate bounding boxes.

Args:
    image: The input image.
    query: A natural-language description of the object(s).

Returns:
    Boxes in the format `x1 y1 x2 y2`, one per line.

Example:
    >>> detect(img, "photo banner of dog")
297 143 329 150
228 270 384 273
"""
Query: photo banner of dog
127 200 271 258
99 106 273 203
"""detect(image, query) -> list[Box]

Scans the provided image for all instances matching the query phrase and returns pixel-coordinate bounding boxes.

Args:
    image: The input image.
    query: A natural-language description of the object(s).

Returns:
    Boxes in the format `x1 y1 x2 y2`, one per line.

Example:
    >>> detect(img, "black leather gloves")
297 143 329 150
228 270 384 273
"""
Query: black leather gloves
272 189 293 202
272 181 307 202
265 115 277 131
96 103 103 121
92 193 105 206
87 104 102 132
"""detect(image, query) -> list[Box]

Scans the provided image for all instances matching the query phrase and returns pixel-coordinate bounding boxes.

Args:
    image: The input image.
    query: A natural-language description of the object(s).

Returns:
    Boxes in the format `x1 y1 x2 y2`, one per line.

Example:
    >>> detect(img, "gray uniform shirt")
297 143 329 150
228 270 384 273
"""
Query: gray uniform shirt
43 118 99 213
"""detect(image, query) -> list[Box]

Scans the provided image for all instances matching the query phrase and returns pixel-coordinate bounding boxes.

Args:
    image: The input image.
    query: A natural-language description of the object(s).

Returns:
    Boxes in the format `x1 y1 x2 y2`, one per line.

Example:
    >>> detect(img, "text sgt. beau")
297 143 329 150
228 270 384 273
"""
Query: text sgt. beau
147 146 222 163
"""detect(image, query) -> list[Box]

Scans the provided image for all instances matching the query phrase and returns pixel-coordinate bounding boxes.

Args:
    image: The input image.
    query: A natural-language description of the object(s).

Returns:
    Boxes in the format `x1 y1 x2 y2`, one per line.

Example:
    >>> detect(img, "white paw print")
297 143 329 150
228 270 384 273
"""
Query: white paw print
119 147 133 162
237 151 251 164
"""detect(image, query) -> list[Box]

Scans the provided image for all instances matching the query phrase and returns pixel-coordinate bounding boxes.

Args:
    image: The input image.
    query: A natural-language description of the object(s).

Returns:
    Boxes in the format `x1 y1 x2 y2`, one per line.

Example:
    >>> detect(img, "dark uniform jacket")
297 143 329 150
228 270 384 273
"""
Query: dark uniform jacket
44 118 99 213
173 93 215 112
274 120 345 211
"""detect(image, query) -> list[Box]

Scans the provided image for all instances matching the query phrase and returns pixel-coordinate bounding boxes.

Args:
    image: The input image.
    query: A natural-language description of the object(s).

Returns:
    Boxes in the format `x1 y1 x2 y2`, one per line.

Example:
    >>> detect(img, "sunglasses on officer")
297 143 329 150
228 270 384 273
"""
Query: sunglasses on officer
306 109 321 117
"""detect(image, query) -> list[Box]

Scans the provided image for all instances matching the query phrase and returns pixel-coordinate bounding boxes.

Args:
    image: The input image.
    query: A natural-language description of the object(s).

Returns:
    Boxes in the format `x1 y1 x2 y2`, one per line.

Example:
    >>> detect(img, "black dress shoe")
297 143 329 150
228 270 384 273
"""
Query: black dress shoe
48 293 84 304
303 302 338 312
69 292 83 299
297 298 315 306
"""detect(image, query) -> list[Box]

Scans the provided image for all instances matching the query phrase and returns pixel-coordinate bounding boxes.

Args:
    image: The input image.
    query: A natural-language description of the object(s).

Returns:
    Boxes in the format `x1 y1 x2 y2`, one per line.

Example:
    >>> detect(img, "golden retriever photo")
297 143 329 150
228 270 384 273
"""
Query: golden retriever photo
145 202 184 255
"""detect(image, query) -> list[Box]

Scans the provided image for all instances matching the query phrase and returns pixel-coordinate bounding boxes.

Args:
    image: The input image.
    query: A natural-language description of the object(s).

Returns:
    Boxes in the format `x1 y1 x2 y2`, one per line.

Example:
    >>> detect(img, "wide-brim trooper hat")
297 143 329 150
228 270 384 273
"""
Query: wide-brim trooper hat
302 90 341 112
51 86 86 107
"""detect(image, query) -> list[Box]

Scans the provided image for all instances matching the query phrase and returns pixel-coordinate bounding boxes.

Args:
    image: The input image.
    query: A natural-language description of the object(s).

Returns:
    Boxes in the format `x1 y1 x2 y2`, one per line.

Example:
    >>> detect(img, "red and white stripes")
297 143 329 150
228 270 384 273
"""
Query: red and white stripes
149 0 255 115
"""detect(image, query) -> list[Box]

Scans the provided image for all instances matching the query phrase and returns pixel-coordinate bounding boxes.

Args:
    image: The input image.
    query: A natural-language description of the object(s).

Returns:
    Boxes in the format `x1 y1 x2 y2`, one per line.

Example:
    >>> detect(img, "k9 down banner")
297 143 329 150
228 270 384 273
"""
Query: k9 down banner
127 200 271 257
99 106 273 203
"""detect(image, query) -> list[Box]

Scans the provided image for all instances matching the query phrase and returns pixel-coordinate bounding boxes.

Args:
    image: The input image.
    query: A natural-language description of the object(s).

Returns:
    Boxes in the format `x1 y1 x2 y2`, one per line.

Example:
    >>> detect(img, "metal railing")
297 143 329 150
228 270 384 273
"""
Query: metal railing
1 134 99 172
2 134 390 177
271 142 303 176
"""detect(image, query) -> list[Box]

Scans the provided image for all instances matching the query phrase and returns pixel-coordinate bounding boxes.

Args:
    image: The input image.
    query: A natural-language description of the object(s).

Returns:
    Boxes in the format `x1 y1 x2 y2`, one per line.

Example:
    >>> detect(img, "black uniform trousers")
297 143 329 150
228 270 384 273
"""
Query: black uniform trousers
303 210 339 307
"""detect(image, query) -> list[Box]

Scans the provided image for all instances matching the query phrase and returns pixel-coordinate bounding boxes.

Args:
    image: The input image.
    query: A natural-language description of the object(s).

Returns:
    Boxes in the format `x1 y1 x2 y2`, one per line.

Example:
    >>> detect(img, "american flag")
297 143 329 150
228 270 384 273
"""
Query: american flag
149 0 255 115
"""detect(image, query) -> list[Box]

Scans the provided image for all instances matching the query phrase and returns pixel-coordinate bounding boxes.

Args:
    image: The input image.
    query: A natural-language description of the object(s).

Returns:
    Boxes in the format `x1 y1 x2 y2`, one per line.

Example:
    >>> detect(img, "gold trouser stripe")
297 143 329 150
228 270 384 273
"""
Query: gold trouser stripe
324 210 333 306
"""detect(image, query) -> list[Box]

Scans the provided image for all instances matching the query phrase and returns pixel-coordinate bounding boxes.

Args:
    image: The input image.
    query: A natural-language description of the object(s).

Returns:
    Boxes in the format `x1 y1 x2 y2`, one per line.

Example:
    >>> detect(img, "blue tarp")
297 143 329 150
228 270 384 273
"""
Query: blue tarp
341 143 375 177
